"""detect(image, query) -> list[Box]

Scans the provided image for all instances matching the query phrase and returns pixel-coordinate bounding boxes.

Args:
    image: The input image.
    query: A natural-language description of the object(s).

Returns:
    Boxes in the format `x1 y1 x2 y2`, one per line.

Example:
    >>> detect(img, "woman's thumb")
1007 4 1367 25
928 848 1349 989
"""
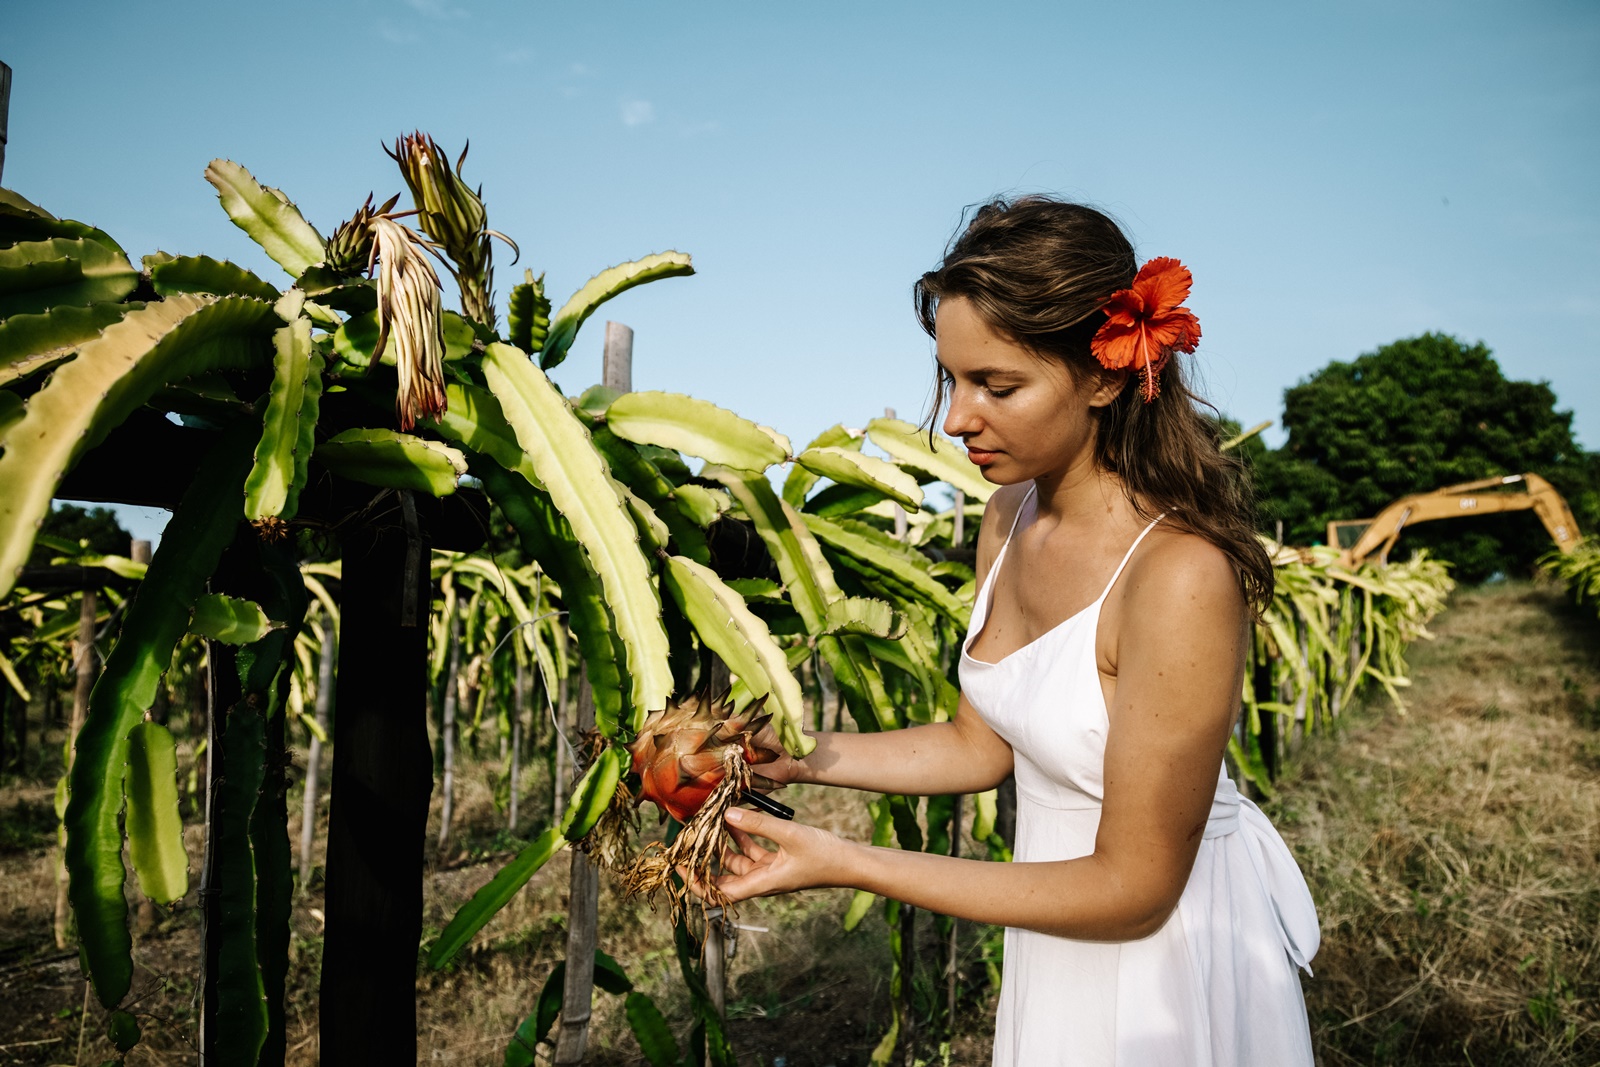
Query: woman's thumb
726 805 781 838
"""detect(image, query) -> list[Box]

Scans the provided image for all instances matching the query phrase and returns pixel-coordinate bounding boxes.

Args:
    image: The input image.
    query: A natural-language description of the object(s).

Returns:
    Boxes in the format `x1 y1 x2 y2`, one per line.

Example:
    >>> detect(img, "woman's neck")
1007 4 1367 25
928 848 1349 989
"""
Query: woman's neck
1030 451 1133 527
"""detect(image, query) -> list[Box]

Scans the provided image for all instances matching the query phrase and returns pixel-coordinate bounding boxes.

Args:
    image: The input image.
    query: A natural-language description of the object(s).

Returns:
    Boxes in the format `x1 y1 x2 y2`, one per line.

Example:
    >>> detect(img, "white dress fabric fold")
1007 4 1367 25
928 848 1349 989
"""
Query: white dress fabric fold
960 487 1318 1066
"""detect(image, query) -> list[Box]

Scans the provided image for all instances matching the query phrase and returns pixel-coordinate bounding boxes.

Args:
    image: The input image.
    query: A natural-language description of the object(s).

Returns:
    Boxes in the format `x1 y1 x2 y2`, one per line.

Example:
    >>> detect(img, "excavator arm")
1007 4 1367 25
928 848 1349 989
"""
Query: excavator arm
1328 473 1581 567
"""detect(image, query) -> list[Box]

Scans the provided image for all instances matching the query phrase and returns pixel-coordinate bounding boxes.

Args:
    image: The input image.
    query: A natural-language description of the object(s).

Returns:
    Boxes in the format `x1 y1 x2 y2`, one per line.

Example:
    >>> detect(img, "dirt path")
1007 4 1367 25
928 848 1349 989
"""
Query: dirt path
1280 581 1600 1066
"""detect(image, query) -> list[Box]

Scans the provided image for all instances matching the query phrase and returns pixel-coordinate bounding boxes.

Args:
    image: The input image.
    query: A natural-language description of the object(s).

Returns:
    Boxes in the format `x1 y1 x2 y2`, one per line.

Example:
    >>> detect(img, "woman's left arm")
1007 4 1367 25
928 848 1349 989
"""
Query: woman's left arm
709 537 1247 941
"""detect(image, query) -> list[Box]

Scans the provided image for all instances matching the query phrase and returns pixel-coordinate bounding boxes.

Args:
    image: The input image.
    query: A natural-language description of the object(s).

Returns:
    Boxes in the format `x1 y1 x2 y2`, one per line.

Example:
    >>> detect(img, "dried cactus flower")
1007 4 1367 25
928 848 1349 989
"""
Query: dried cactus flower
368 215 447 430
251 516 290 543
581 775 642 873
616 690 786 919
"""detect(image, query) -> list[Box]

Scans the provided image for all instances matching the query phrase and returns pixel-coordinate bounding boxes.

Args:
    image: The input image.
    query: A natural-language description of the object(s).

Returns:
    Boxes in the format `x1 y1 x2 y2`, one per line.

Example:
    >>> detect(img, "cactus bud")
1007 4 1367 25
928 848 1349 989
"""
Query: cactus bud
322 193 399 276
386 132 502 327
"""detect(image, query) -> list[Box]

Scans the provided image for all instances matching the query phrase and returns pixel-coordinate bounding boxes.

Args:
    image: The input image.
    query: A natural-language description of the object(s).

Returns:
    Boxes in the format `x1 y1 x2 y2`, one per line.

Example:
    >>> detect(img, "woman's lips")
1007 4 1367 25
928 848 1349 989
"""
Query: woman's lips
966 446 999 466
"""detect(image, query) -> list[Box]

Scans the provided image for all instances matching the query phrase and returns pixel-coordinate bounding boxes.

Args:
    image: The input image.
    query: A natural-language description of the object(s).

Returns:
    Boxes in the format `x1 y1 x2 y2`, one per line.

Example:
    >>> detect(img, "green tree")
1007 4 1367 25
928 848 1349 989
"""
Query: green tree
1251 333 1596 582
28 503 131 566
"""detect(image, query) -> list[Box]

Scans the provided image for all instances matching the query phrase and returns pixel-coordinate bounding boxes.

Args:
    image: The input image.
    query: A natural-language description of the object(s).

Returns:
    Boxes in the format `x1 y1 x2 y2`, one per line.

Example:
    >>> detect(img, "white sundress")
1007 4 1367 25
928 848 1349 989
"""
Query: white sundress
959 486 1319 1066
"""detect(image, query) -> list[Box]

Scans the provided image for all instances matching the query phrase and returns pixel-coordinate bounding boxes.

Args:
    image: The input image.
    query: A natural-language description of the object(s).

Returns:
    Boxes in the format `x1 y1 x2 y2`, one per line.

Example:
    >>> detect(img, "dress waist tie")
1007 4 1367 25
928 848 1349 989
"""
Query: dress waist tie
1201 777 1321 974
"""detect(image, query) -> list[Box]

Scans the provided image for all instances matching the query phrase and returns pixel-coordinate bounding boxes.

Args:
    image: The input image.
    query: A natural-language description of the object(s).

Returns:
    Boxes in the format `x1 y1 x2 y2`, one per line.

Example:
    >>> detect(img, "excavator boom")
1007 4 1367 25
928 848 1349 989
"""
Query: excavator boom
1328 473 1581 567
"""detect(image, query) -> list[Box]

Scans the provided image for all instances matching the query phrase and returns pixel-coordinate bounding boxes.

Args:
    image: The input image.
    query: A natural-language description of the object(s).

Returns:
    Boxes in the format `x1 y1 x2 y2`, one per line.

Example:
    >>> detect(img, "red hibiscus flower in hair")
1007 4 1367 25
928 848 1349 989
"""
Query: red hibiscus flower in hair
1089 257 1202 402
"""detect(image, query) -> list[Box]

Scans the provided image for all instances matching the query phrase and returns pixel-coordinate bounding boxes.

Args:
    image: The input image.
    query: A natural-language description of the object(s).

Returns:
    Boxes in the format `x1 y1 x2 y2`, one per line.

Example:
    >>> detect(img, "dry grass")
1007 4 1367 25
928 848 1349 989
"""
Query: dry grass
1275 579 1600 1065
3 579 1597 1065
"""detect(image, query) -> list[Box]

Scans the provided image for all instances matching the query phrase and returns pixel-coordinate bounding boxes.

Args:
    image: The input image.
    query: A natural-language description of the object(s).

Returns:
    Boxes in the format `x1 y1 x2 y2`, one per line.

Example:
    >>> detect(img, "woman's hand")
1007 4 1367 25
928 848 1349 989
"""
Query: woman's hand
704 807 857 902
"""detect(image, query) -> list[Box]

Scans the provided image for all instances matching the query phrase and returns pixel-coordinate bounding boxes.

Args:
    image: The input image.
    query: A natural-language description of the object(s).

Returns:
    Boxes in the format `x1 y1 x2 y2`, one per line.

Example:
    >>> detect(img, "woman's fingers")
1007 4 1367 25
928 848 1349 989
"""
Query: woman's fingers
726 824 771 862
725 805 788 843
719 843 757 877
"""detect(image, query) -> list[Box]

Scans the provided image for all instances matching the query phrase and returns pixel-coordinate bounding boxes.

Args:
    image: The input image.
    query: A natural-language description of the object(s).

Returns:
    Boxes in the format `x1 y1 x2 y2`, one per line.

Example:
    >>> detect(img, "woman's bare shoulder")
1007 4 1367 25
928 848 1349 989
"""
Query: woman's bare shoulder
1118 523 1244 620
973 482 1032 583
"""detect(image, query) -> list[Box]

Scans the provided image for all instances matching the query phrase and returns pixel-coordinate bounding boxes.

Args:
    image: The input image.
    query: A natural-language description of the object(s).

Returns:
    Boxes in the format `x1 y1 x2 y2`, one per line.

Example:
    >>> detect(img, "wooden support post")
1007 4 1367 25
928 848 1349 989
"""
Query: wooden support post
320 498 433 1065
602 321 633 393
1256 652 1279 784
946 794 961 1030
552 678 600 1065
299 613 334 891
436 615 463 852
551 670 568 820
54 587 98 948
509 655 525 832
555 321 633 1063
0 61 10 185
700 659 732 1019
886 407 908 539
899 903 917 1066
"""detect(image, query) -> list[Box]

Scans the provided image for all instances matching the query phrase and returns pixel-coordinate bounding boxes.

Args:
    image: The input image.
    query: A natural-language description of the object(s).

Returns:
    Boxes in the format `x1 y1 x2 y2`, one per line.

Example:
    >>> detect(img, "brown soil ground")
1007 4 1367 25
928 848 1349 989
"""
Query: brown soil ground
0 579 1595 1065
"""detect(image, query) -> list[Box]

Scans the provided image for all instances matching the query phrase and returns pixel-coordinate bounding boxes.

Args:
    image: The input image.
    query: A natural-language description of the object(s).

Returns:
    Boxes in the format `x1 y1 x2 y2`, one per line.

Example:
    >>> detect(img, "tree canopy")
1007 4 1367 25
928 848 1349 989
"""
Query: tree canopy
1248 333 1597 582
28 503 132 566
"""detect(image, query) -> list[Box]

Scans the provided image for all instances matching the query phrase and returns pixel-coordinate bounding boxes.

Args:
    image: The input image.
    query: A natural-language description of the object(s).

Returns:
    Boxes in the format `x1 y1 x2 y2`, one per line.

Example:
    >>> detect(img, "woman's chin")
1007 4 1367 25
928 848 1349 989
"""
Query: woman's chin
977 462 1028 486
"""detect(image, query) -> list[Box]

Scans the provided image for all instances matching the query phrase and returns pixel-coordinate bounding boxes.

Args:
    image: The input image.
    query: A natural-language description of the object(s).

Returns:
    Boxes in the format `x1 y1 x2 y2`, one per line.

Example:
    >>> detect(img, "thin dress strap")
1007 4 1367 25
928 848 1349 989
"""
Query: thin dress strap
1096 513 1165 602
1000 484 1038 547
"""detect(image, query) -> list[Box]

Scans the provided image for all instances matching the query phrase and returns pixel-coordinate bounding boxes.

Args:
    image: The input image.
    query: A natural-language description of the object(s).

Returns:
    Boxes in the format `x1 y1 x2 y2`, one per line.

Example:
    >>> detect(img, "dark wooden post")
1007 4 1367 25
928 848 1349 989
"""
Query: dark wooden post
554 322 632 1064
320 494 433 1064
0 61 11 184
900 902 917 1066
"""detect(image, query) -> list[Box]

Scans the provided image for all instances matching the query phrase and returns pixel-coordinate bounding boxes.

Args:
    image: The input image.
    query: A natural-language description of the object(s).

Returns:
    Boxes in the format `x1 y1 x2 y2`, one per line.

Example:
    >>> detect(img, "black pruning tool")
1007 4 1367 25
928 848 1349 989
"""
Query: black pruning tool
738 789 794 820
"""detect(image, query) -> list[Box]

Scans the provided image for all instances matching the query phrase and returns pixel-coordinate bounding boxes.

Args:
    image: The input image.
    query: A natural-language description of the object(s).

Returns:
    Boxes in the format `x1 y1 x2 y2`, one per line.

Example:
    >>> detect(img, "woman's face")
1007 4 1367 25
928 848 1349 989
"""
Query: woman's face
936 296 1120 485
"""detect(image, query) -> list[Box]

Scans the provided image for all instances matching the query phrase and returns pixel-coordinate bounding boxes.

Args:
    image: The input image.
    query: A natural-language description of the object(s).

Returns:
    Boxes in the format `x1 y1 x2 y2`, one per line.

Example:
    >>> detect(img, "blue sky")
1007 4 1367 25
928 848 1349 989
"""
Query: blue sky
8 1 1598 542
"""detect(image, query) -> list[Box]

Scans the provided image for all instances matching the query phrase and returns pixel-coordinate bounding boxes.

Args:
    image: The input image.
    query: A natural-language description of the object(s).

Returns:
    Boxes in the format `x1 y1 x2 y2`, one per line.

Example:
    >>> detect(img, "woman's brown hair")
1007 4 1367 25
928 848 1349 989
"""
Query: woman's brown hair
915 195 1274 614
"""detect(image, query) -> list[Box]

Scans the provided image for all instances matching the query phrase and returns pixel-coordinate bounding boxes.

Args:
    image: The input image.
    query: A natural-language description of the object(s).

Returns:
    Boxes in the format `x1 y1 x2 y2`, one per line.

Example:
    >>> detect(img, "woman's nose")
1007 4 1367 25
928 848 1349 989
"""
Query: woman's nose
942 387 980 439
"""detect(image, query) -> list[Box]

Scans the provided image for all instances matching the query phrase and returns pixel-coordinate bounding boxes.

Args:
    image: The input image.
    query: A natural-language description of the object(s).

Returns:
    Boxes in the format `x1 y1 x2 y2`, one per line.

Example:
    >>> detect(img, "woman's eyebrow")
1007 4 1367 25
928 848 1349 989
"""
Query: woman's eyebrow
952 366 1026 381
934 358 1022 380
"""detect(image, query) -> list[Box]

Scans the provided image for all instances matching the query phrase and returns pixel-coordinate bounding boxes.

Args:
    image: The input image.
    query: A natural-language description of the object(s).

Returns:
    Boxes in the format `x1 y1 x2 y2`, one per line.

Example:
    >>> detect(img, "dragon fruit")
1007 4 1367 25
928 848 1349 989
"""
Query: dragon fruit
617 690 787 915
627 689 785 823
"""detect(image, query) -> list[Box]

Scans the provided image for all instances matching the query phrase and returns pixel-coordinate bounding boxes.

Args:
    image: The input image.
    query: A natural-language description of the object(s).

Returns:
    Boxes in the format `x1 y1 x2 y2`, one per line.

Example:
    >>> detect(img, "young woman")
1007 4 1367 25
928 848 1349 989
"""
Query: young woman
710 197 1319 1065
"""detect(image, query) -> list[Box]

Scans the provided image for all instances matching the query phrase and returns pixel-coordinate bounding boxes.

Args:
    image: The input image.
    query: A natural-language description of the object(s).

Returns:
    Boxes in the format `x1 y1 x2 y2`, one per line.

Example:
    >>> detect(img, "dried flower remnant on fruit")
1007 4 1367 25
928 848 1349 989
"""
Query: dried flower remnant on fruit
580 775 641 873
368 216 447 430
616 690 786 919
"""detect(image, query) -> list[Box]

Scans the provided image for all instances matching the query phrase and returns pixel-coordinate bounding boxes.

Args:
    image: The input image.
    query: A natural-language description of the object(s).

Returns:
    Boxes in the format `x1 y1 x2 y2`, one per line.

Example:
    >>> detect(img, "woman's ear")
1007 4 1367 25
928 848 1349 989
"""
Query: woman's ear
1087 367 1128 408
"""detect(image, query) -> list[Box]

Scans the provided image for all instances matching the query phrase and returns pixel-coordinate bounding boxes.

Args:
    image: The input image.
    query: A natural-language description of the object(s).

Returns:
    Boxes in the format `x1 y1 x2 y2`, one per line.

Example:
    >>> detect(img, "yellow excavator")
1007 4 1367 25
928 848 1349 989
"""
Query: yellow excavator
1327 473 1582 567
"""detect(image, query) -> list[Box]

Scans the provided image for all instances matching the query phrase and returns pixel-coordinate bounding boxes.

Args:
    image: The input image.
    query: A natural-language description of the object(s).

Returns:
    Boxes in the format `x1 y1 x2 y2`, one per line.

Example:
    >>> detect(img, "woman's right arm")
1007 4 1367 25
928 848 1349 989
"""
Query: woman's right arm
759 482 1028 797
778 697 1013 795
